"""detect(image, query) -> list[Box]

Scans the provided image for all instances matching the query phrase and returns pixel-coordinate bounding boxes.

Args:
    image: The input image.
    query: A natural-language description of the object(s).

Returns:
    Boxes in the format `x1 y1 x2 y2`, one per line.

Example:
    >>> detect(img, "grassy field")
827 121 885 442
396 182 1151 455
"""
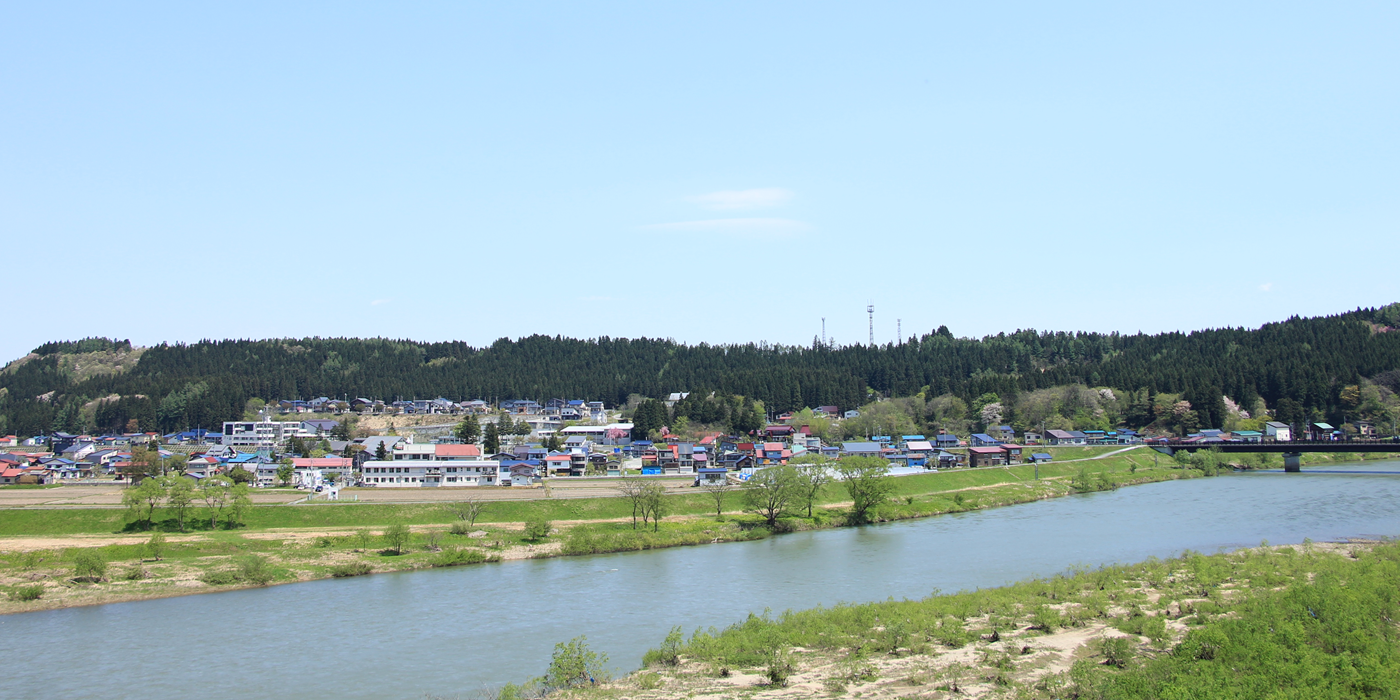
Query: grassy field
0 448 1153 538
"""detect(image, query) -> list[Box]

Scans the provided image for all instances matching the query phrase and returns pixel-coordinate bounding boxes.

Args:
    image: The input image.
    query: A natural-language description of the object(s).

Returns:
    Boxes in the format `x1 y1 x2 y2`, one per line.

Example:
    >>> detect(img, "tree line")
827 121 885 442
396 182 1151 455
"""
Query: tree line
2 305 1399 438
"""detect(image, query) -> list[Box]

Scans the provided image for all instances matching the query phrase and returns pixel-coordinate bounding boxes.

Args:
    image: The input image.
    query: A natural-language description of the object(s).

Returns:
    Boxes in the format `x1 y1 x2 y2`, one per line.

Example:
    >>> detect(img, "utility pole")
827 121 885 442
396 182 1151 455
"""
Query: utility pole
867 304 874 346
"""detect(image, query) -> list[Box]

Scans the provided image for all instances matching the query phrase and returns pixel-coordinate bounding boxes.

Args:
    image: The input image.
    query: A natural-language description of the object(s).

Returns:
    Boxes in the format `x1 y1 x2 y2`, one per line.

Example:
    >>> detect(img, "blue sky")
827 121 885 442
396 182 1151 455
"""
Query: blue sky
3 2 1397 362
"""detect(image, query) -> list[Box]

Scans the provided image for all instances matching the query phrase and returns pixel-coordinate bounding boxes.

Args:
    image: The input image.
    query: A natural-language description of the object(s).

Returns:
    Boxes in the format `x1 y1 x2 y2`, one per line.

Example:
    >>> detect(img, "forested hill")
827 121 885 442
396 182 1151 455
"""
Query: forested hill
2 305 1400 438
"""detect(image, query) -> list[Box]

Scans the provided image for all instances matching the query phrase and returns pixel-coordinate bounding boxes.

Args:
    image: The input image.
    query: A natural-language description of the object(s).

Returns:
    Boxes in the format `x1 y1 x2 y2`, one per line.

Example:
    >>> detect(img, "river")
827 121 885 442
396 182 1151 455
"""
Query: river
5 461 1400 699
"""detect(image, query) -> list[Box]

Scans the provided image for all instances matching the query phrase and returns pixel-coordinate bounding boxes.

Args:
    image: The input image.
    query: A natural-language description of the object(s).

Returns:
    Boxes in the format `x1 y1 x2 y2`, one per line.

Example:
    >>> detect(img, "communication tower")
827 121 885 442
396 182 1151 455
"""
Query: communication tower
867 304 874 345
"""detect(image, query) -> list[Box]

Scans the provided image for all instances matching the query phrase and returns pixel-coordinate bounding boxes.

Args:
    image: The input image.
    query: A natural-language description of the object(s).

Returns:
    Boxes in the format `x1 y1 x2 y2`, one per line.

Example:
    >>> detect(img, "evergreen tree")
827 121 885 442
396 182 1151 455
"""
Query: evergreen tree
453 414 481 444
483 421 501 454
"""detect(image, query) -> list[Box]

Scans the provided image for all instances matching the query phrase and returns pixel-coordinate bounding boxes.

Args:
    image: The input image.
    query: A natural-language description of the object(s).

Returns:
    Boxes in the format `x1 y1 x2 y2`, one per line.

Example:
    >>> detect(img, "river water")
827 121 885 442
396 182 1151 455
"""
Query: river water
5 461 1400 699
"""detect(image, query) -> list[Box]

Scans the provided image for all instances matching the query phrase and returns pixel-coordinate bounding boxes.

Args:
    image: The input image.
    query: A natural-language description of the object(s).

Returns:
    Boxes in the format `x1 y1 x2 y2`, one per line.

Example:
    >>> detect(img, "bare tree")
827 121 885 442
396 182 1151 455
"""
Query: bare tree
616 475 648 529
702 478 733 516
446 496 486 527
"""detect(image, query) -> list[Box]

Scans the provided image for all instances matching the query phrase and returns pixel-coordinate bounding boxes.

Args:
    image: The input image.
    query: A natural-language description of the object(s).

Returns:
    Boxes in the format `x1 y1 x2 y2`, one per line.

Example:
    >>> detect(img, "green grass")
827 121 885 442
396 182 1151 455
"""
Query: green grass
0 450 1169 538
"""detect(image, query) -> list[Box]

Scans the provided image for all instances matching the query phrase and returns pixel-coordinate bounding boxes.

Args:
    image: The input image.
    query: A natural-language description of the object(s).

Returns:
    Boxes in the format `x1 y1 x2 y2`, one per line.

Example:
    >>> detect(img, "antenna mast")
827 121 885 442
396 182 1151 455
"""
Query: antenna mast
897 319 902 345
821 318 826 347
867 304 874 346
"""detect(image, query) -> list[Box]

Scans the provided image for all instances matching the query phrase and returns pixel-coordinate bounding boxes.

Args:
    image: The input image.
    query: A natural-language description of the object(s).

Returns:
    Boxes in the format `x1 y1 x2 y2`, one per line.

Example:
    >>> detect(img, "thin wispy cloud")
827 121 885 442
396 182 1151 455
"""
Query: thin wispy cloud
687 188 793 211
640 218 809 237
1258 283 1273 292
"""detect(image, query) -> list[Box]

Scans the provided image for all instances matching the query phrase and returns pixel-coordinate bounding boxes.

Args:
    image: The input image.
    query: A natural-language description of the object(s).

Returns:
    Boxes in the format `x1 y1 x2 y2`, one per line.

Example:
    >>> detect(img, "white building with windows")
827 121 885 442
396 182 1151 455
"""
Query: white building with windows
360 459 505 486
360 442 504 486
221 420 315 447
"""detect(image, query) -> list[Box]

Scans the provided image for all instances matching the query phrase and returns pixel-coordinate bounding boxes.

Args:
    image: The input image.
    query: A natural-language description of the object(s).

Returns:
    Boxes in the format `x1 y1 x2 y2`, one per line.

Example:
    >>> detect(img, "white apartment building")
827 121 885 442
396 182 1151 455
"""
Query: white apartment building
221 420 315 447
360 459 506 486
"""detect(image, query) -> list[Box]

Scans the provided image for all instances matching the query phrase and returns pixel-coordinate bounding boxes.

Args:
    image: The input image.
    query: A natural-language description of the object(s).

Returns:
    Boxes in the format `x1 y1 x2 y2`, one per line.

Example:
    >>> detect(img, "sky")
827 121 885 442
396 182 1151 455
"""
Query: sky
3 1 1398 362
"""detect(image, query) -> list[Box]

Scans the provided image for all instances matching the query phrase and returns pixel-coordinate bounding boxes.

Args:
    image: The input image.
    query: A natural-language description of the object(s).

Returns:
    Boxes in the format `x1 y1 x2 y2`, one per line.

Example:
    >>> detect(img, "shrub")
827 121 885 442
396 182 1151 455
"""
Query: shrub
382 522 411 554
73 549 107 582
1139 615 1168 645
8 584 44 601
1101 636 1134 668
543 636 609 690
146 532 166 561
329 562 373 577
449 521 472 536
353 528 372 551
1032 605 1063 632
237 555 274 585
764 645 794 686
423 530 444 551
524 518 552 541
201 570 241 585
431 547 493 567
635 672 662 690
643 626 684 667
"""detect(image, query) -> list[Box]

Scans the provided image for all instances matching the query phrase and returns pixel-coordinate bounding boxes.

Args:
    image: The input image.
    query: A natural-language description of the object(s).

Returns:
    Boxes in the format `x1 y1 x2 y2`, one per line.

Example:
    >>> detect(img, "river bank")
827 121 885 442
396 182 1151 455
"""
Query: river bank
1 451 1183 615
557 539 1399 700
5 448 1396 616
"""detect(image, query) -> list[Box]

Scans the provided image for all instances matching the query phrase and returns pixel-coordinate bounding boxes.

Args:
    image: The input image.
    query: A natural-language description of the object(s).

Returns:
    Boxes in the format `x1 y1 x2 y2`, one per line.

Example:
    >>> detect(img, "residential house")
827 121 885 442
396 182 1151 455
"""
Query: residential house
1030 452 1053 463
0 435 17 448
301 419 340 436
1045 429 1083 446
1022 432 1043 445
1264 421 1292 442
60 442 97 461
718 453 754 471
1354 420 1377 438
969 433 1001 447
841 442 884 457
991 425 1017 442
1307 423 1338 441
934 434 961 449
695 467 728 486
764 425 796 440
1000 443 1024 464
968 446 1007 467
904 440 934 468
1231 430 1263 443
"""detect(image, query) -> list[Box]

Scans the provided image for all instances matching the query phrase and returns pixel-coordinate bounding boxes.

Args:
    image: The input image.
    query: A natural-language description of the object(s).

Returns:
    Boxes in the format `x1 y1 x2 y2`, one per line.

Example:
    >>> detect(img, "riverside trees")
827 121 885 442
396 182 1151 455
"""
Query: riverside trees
743 465 800 527
836 457 894 524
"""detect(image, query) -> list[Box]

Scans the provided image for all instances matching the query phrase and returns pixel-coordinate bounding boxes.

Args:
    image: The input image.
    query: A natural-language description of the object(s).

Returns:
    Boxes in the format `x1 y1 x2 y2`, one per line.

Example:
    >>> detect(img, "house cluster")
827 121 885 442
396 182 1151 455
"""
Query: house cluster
0 439 166 484
1167 421 1371 444
270 395 610 421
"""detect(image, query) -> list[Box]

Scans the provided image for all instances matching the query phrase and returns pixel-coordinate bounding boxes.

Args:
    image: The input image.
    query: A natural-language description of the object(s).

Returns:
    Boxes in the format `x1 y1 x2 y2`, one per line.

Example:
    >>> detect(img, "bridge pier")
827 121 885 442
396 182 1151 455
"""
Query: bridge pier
1283 452 1302 473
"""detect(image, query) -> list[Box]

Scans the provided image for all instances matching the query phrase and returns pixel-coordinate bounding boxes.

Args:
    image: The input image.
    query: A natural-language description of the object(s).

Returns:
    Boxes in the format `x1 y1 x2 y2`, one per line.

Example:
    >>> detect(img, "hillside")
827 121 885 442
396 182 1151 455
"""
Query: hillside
1 305 1399 439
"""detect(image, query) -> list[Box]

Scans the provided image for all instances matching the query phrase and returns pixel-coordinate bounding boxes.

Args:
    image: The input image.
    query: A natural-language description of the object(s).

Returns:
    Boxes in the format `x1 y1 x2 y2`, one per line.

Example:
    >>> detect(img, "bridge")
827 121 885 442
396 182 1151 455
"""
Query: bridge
1149 439 1400 472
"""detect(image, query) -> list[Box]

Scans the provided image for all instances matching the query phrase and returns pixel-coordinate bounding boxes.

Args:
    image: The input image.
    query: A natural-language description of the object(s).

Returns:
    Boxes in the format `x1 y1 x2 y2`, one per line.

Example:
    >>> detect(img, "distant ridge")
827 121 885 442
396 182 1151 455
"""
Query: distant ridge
1 304 1398 439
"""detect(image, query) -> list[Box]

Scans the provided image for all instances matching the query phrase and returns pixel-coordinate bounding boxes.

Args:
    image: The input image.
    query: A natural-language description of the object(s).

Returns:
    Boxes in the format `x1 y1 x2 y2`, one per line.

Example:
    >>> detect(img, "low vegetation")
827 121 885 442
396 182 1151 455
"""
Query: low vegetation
574 540 1400 699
